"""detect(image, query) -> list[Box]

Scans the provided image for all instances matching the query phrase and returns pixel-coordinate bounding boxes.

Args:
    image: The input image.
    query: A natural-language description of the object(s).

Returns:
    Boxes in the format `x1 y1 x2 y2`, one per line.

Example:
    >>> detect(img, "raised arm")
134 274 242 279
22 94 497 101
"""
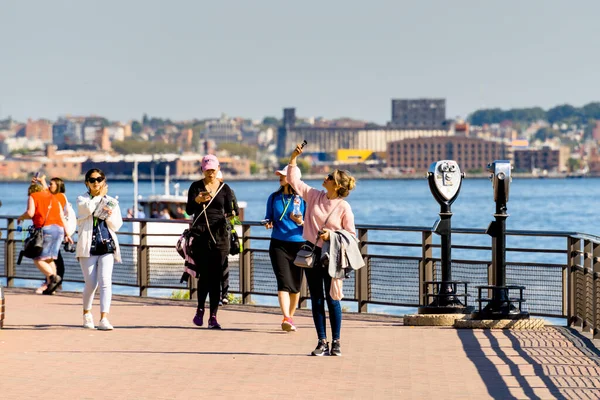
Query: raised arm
287 142 313 198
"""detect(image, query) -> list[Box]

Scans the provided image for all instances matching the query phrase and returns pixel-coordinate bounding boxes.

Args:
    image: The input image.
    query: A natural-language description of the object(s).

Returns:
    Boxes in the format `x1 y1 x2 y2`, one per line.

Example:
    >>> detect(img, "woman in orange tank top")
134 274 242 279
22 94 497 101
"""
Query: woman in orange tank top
17 174 74 295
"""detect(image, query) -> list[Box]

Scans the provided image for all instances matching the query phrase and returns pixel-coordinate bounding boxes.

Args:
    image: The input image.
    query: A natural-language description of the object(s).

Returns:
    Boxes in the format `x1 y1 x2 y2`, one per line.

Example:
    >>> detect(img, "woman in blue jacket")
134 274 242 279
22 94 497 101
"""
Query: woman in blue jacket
264 166 306 331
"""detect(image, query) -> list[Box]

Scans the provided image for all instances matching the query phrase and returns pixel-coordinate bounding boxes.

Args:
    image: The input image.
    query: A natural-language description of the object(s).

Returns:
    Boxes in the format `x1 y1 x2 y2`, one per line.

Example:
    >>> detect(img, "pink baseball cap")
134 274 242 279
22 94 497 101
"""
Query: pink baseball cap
201 154 219 171
275 165 301 179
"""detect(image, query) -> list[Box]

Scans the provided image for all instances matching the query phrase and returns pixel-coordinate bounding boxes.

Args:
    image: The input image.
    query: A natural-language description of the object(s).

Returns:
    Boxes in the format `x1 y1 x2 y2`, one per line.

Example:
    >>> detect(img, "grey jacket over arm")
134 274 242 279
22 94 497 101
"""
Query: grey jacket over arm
321 229 365 279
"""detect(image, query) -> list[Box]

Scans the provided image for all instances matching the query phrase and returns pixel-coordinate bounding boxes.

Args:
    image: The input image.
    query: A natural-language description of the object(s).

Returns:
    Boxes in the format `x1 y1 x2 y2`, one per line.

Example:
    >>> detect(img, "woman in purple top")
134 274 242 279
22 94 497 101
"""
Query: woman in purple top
287 142 357 357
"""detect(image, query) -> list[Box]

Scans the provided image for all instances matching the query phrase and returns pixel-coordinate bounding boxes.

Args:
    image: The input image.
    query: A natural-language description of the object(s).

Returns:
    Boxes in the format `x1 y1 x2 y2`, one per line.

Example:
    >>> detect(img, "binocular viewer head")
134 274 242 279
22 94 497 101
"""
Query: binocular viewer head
486 160 512 204
428 160 463 205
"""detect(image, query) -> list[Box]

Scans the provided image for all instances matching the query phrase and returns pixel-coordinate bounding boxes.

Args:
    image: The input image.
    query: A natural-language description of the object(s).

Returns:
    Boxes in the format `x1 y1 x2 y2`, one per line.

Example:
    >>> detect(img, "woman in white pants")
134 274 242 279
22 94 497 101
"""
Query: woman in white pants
76 168 123 330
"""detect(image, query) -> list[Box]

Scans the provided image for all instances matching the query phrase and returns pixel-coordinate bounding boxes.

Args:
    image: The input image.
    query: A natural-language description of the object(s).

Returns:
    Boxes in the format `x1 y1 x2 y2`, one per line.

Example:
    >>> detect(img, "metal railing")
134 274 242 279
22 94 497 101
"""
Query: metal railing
0 216 598 339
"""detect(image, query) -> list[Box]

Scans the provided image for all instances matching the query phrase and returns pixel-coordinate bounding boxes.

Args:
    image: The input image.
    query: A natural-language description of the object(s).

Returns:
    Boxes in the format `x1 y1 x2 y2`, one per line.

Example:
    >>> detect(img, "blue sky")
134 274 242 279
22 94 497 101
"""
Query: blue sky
1 0 598 123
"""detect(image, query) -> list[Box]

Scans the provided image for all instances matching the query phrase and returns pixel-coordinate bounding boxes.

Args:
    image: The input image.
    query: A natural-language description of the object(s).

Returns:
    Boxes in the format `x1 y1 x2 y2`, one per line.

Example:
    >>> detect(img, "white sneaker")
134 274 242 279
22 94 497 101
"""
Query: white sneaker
98 318 114 331
83 313 95 329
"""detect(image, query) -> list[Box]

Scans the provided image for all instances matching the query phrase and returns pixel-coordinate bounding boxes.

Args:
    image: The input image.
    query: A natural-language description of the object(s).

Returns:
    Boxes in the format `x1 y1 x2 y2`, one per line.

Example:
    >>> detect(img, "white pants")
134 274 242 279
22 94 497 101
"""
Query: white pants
79 254 114 313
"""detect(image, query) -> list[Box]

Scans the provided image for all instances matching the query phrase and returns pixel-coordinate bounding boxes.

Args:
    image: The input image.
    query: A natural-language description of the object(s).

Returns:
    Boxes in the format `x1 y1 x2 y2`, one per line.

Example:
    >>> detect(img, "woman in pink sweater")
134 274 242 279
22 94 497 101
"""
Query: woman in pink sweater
287 143 357 357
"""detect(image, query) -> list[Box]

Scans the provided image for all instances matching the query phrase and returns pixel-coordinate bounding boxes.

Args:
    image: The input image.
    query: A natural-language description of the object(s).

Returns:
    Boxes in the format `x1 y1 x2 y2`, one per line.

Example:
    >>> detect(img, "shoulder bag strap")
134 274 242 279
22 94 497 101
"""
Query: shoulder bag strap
40 195 54 227
314 201 343 244
190 182 225 228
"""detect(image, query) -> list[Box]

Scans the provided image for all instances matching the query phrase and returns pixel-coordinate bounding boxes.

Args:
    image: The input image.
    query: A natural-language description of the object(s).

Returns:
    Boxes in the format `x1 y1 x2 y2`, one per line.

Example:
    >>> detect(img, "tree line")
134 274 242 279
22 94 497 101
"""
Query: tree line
468 102 600 125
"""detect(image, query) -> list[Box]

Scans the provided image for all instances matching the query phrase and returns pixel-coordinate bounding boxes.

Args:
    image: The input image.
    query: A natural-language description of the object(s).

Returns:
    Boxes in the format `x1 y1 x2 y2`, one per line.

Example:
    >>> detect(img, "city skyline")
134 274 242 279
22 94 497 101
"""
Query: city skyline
1 1 599 123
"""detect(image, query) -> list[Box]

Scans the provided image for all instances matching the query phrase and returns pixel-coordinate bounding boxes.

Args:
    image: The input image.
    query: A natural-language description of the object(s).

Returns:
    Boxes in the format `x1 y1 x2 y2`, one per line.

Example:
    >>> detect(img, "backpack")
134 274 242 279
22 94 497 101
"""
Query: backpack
64 201 77 237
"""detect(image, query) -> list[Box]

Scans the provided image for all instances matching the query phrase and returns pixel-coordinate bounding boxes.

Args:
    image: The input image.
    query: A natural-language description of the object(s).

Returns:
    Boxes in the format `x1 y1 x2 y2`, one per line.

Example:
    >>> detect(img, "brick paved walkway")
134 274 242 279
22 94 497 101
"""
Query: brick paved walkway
1 288 600 399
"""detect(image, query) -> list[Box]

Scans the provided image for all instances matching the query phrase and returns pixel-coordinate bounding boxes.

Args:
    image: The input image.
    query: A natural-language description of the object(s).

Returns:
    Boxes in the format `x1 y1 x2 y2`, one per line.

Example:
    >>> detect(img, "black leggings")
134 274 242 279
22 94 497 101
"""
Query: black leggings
221 258 229 299
198 264 223 315
56 251 64 280
191 222 230 315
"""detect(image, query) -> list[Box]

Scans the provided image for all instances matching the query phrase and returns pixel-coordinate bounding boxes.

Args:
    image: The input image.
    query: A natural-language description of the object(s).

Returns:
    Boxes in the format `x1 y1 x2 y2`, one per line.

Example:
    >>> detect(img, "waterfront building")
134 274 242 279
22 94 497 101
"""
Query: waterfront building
203 114 242 144
0 137 46 156
276 107 451 158
52 117 84 147
512 146 569 173
387 136 510 172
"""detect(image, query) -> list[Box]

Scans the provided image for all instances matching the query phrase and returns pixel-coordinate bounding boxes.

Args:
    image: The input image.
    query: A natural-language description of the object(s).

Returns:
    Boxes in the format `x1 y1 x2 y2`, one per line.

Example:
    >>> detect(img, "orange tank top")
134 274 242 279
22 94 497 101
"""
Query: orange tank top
30 191 65 229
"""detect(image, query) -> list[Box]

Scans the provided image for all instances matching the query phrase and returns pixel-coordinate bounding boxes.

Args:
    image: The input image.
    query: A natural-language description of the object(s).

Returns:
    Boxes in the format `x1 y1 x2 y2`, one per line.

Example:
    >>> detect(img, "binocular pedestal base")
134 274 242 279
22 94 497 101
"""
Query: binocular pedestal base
419 280 473 314
471 285 530 320
418 305 474 314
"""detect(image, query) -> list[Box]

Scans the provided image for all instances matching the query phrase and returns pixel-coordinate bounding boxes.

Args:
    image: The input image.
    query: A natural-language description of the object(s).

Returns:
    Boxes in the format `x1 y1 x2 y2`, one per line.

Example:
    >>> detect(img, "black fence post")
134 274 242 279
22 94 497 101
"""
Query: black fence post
583 239 593 332
566 237 577 325
241 224 252 305
356 228 369 313
5 219 15 288
138 221 148 297
420 231 433 306
593 241 600 340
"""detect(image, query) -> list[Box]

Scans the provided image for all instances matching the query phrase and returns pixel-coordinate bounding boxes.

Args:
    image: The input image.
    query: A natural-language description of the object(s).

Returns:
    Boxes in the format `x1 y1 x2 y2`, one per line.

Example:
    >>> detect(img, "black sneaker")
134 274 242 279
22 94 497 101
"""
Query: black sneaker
311 340 329 356
43 275 62 295
330 339 342 356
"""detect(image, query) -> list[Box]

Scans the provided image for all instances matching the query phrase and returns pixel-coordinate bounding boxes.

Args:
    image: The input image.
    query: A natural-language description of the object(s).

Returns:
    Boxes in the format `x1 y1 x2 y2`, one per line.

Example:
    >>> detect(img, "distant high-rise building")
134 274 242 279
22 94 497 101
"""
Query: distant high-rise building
283 108 296 127
391 98 446 128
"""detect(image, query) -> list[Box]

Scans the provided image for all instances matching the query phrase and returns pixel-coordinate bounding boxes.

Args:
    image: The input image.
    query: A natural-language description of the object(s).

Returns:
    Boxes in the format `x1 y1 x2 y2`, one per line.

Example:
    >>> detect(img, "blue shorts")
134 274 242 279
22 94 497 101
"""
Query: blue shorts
36 224 64 261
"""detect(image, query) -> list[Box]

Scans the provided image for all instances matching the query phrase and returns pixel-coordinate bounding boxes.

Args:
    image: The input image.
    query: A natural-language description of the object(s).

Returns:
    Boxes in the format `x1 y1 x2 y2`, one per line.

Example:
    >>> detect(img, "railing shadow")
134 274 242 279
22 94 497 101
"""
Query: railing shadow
458 326 600 400
456 329 519 400
503 327 600 399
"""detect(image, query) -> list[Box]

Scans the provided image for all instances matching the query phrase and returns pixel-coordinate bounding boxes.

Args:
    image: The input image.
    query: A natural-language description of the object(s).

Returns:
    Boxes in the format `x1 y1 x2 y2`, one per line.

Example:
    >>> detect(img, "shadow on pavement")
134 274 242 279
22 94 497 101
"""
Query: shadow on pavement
457 329 526 400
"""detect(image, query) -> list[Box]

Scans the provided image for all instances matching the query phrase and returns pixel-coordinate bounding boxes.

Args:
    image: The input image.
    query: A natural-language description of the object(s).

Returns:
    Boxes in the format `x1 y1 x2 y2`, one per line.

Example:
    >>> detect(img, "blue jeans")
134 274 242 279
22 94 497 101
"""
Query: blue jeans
305 246 342 341
37 224 64 260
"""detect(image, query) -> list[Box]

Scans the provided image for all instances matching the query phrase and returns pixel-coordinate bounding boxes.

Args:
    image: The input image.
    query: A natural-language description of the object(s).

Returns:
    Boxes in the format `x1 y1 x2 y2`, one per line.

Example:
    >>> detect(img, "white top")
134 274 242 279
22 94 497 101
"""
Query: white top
75 192 123 262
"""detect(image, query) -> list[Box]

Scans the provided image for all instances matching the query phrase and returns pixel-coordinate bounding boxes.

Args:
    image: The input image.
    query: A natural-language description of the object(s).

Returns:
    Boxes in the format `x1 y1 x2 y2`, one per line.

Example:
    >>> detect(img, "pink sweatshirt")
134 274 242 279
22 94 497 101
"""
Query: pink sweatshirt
287 164 356 248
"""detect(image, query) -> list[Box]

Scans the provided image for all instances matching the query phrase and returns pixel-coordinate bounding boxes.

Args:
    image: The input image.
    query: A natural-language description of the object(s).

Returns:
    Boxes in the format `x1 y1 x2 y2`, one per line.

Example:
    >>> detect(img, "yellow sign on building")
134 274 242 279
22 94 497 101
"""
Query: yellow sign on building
336 149 373 162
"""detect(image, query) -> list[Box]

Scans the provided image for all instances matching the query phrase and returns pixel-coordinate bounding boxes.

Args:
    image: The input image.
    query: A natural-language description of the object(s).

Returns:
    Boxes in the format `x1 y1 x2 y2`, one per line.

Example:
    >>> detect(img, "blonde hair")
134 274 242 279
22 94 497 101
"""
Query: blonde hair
28 183 44 196
332 169 356 198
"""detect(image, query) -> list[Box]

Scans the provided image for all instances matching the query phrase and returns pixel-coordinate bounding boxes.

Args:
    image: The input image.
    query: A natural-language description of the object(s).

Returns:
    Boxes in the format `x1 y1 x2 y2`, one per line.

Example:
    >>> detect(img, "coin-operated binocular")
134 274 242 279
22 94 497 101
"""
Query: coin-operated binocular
472 160 529 320
419 160 472 314
487 160 511 211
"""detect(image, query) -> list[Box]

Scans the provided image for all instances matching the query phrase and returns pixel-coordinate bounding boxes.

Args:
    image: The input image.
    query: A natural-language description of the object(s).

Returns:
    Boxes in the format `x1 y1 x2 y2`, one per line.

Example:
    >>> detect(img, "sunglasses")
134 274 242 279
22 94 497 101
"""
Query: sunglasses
326 174 335 181
87 176 105 184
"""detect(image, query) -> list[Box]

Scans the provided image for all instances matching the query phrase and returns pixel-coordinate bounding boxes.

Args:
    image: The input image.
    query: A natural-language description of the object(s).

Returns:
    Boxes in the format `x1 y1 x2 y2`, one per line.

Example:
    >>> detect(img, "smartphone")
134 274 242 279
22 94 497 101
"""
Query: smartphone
34 172 41 179
300 140 307 149
260 219 271 226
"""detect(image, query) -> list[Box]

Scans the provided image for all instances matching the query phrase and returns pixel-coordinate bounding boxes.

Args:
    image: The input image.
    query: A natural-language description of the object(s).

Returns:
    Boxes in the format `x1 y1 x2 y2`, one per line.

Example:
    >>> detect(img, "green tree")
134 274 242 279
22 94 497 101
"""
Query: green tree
262 116 279 125
546 104 579 124
533 127 559 142
131 121 142 134
567 157 581 172
249 162 260 174
582 102 600 119
218 142 257 159
112 139 178 154
297 159 310 175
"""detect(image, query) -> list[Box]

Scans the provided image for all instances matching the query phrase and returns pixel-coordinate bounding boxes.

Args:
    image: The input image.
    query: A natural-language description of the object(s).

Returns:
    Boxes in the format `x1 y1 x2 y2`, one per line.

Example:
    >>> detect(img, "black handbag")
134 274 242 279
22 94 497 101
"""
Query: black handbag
23 226 44 259
229 225 240 255
90 220 115 255
22 201 53 259
293 202 342 268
